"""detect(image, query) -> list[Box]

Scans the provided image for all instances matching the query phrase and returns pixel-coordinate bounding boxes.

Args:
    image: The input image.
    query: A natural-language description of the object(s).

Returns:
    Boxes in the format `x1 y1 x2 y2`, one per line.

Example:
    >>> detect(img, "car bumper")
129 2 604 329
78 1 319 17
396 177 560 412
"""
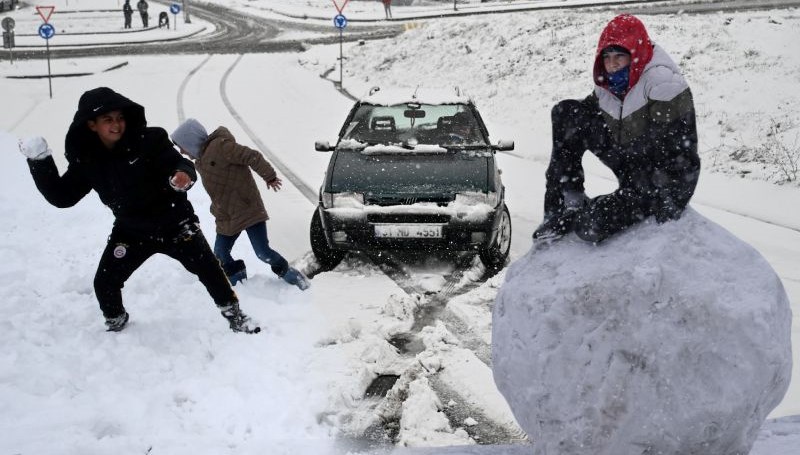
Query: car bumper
319 207 504 252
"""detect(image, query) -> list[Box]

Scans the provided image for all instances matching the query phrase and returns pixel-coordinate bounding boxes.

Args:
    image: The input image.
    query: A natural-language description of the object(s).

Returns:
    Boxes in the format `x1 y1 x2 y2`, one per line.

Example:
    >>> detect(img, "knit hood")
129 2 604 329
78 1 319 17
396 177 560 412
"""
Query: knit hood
171 118 208 159
593 14 654 92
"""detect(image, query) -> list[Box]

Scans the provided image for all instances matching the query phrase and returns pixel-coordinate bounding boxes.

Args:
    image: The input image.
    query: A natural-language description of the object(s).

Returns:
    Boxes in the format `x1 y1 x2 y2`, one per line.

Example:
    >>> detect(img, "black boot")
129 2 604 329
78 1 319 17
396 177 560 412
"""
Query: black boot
105 311 130 332
223 259 247 286
532 209 578 241
218 302 260 334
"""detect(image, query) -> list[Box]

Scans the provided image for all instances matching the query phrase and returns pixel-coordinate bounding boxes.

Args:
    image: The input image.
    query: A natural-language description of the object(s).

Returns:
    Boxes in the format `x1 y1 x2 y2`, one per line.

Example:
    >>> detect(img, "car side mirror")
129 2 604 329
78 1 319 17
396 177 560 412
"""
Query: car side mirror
315 141 334 152
493 140 515 151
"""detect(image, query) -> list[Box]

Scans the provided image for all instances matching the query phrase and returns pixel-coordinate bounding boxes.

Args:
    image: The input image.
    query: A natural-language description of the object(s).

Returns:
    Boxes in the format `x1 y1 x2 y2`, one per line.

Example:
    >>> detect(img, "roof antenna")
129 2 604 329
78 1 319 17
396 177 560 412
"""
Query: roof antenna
368 86 381 97
412 84 421 100
454 86 461 97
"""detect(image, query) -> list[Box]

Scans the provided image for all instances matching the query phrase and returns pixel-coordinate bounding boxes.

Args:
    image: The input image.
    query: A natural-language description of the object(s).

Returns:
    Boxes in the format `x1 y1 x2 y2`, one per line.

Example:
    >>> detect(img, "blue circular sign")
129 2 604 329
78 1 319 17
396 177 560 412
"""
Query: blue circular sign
333 14 347 29
170 3 181 14
38 23 55 40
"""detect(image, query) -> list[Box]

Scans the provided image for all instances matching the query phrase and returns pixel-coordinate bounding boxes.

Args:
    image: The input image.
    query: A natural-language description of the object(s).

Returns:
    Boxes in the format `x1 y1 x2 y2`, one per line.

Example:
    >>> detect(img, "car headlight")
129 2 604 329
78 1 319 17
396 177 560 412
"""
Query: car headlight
322 192 365 208
455 191 499 207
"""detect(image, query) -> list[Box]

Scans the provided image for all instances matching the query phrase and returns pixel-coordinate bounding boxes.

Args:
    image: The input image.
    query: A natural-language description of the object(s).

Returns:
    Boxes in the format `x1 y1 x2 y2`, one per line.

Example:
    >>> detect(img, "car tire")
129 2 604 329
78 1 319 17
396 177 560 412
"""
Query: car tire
479 204 511 274
310 209 345 270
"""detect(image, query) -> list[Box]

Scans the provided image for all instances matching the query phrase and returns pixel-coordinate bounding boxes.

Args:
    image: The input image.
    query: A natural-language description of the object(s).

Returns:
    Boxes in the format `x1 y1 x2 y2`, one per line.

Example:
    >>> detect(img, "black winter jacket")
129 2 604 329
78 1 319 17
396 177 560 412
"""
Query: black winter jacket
27 87 198 236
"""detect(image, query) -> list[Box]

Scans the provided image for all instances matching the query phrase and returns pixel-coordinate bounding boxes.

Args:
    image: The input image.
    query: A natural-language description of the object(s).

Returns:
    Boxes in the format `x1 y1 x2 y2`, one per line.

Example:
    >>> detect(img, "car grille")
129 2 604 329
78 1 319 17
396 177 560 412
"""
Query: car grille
367 214 451 224
365 194 453 206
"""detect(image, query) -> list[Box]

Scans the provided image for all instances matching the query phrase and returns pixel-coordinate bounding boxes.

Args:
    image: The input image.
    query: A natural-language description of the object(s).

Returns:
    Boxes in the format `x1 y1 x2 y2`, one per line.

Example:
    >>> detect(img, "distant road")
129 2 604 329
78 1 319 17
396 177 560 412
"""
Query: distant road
8 0 800 59
613 0 800 14
7 1 401 59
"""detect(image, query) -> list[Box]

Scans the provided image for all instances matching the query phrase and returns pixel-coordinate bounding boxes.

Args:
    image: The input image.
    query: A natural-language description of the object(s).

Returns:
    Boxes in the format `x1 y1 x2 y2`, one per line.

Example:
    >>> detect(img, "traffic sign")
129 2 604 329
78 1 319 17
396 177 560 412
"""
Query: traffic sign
331 0 350 14
333 14 347 29
170 3 181 14
36 5 55 23
38 22 55 39
2 17 15 32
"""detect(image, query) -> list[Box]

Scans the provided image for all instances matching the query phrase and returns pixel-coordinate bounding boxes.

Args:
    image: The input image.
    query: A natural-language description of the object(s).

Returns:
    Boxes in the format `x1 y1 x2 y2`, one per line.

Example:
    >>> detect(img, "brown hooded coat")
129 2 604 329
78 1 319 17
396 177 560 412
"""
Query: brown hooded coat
195 127 277 236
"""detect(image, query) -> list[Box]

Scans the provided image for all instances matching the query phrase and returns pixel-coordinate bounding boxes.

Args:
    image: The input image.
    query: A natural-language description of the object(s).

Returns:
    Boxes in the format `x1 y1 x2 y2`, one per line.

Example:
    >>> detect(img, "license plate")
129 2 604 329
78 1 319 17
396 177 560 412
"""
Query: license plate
374 224 443 239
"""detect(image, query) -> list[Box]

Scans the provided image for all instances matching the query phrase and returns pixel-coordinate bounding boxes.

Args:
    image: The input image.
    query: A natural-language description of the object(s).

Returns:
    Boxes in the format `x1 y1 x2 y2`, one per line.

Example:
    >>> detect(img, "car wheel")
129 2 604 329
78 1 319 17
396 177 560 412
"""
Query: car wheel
479 204 511 273
310 209 345 270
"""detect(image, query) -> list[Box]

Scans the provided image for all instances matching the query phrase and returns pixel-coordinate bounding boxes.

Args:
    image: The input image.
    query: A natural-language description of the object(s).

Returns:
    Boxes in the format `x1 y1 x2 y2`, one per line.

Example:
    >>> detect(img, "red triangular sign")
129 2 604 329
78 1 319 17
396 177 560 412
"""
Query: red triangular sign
36 6 56 23
331 0 349 14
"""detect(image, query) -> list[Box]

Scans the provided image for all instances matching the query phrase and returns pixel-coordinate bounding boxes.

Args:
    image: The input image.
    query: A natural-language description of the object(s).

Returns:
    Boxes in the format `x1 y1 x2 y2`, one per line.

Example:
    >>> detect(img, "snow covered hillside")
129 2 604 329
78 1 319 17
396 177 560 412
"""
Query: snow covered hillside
315 6 800 186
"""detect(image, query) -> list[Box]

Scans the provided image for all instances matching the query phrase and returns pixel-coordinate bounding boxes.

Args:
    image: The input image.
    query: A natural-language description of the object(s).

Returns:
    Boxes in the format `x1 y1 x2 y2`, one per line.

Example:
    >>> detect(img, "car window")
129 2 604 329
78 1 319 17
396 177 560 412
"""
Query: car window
330 151 489 194
341 104 487 147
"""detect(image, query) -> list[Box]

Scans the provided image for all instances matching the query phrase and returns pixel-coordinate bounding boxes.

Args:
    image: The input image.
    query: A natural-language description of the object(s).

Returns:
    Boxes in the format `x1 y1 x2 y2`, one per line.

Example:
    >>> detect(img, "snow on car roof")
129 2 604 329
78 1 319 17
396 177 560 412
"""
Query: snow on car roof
359 86 473 106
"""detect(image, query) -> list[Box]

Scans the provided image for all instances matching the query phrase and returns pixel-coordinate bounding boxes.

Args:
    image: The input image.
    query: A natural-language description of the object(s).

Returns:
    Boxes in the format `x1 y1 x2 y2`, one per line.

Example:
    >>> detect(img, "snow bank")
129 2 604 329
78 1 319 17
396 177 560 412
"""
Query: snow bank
492 209 792 454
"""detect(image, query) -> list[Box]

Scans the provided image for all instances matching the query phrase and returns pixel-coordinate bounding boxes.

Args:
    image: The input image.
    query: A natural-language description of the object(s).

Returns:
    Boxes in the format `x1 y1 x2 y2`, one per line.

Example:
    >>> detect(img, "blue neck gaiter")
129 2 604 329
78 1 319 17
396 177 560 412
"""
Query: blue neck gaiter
607 66 630 98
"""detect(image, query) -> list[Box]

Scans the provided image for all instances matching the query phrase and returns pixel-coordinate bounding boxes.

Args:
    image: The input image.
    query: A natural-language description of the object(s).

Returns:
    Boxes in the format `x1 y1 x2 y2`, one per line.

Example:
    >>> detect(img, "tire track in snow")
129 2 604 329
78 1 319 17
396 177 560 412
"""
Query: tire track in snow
219 55 319 203
176 55 213 124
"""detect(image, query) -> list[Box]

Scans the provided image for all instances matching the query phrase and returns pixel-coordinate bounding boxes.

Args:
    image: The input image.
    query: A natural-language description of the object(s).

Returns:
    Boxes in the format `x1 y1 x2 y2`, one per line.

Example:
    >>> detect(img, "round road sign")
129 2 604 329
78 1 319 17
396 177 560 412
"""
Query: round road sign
333 14 347 29
38 22 55 40
1 17 15 32
170 3 181 14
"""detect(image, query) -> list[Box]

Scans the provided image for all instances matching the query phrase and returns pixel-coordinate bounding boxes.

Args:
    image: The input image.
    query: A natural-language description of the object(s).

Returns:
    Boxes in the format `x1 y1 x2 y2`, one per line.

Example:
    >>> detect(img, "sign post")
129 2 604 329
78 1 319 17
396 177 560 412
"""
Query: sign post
334 14 347 87
331 0 349 88
2 17 15 64
36 6 56 99
170 3 180 30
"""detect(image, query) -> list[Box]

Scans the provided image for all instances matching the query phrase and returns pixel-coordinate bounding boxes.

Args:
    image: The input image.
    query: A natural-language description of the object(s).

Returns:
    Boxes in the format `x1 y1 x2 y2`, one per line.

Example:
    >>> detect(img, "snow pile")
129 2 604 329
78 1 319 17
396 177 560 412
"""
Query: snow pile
398 376 474 447
492 209 793 454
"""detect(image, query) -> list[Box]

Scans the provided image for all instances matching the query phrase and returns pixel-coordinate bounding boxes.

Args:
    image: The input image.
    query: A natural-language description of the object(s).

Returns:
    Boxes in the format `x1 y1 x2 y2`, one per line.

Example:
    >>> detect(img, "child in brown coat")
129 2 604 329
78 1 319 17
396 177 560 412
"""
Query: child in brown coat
171 119 310 291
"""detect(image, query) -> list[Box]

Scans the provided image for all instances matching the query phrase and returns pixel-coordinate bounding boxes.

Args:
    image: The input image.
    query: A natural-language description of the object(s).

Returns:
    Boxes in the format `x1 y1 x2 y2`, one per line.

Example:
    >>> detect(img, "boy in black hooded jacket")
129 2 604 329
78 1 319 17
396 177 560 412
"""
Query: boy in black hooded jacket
19 87 259 334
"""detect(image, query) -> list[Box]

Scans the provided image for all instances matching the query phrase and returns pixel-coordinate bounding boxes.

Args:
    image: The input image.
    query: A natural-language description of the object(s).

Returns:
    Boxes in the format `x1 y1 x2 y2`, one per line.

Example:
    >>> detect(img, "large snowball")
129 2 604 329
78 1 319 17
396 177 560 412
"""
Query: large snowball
493 209 792 454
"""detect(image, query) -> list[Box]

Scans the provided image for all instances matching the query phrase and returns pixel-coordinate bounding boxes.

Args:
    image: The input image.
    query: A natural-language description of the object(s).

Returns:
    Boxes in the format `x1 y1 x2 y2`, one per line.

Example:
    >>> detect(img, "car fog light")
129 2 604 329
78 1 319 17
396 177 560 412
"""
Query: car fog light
333 231 348 242
471 232 486 243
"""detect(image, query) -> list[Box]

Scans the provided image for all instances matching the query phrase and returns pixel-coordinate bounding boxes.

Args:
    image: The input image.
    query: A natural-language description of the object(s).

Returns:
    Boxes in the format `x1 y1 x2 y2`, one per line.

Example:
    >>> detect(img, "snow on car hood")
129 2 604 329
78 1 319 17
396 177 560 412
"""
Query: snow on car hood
327 192 495 222
337 139 493 157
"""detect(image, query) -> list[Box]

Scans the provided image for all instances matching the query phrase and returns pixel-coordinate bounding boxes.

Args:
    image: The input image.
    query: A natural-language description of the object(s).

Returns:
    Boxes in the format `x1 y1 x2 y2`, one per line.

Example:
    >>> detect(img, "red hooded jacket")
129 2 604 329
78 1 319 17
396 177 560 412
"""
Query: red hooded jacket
592 14 654 92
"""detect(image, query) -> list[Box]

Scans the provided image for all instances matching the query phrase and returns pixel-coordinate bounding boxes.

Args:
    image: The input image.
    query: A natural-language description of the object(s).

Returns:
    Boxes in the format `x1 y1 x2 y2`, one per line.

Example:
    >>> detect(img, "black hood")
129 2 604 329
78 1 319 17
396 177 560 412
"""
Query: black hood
66 87 147 159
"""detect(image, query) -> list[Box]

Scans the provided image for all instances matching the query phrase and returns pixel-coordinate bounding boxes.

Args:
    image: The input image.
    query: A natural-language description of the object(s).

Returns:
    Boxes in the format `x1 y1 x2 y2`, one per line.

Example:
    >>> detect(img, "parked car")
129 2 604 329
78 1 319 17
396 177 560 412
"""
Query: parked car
311 87 513 272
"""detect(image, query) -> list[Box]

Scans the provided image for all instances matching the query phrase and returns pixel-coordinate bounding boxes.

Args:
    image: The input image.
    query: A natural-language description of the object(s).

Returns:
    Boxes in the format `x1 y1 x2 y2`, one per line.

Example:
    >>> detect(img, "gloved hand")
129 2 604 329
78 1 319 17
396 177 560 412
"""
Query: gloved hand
19 136 52 161
169 170 193 192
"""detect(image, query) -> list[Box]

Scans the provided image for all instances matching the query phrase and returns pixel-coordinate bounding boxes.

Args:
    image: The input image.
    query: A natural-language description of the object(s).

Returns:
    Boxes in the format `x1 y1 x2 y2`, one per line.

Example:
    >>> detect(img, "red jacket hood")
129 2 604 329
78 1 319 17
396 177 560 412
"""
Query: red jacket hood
593 14 654 91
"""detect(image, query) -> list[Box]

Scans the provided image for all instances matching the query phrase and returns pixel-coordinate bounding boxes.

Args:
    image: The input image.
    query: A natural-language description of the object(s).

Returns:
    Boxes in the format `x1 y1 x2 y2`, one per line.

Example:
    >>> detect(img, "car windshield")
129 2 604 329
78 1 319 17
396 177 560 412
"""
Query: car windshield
340 103 487 147
330 151 489 194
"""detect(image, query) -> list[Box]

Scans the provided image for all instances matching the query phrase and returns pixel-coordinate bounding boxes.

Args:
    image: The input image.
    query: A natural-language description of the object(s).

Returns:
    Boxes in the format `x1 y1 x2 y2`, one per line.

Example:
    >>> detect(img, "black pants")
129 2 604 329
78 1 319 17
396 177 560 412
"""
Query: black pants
124 13 132 28
546 99 652 243
94 223 236 318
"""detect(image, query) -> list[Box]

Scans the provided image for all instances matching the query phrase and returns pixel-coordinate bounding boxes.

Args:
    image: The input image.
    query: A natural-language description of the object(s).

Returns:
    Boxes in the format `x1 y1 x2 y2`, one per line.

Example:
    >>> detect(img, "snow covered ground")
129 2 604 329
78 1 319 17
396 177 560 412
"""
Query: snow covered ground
0 0 798 454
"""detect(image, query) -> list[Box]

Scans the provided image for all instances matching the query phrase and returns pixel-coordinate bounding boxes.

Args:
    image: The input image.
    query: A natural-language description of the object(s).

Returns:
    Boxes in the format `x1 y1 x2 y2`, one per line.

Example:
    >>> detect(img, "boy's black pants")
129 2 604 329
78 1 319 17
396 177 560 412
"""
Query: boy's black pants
94 223 236 318
545 99 654 243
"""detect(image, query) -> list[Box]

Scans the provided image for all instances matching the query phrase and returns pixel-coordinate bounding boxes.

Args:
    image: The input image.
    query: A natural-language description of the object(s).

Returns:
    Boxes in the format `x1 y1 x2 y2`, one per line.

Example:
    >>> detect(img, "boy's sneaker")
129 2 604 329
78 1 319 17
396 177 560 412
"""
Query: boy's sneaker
105 312 130 332
223 259 247 286
282 267 311 291
218 302 260 334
